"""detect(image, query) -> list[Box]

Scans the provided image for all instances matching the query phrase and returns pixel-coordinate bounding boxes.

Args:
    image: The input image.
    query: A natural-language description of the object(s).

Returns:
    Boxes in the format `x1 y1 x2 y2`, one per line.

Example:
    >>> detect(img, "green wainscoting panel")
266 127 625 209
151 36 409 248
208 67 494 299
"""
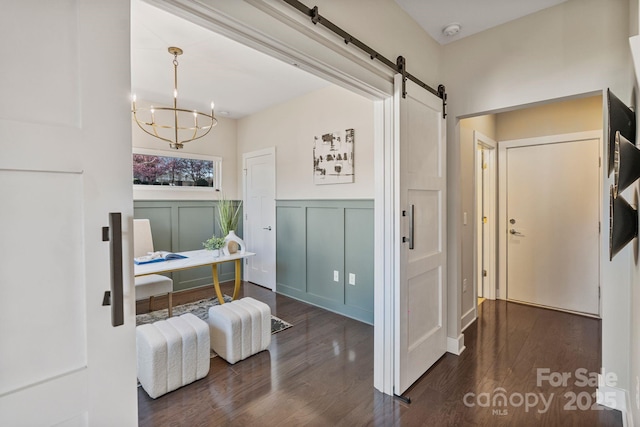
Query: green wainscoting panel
134 206 173 252
275 206 306 293
344 207 374 312
276 200 374 324
306 207 344 302
134 200 243 291
174 205 216 291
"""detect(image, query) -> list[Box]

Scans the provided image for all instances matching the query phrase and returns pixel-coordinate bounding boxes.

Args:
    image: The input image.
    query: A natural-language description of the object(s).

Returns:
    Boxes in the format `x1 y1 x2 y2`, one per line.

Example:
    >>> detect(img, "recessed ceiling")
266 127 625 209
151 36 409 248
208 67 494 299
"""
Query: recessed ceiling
394 0 569 45
131 0 329 119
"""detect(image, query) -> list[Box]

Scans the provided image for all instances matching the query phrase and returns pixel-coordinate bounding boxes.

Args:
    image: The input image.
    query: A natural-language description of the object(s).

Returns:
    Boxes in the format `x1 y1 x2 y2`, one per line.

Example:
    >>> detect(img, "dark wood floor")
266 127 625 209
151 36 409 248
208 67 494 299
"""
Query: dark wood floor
137 283 623 426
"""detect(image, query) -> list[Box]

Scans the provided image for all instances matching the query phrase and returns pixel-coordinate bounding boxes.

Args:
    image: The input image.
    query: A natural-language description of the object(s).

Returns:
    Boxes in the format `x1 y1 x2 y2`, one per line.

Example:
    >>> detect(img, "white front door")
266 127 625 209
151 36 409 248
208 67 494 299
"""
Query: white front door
394 76 447 395
243 148 276 291
505 137 600 315
0 1 137 425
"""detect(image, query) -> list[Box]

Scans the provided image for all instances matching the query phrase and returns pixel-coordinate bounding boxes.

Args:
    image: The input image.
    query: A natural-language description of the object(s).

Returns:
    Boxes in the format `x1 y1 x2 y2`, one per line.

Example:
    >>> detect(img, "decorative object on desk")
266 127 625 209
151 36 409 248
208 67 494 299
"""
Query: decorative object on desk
202 235 225 257
135 296 293 335
223 230 246 256
217 192 243 253
134 251 187 265
217 193 242 234
313 128 354 185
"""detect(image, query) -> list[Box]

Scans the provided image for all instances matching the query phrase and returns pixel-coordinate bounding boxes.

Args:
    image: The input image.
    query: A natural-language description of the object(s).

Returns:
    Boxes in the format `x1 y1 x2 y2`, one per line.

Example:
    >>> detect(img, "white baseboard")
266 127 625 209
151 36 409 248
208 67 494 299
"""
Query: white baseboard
461 307 476 332
447 334 465 356
597 384 631 426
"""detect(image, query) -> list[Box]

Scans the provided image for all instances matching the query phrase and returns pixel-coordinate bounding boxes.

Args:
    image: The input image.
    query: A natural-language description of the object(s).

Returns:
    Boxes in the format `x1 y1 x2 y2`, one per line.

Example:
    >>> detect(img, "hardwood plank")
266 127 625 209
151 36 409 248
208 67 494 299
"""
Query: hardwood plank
137 284 623 426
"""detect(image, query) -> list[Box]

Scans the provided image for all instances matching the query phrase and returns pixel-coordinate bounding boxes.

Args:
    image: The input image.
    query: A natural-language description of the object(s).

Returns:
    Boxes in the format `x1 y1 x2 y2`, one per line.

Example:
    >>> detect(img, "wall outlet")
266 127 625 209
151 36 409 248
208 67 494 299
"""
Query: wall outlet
349 273 356 285
463 278 468 292
333 270 339 282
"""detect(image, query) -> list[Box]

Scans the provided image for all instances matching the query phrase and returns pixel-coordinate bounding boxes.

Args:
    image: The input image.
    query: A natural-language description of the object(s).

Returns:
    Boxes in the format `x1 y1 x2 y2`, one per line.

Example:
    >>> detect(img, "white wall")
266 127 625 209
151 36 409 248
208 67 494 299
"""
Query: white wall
496 95 603 140
443 0 633 395
132 103 239 200
237 85 375 199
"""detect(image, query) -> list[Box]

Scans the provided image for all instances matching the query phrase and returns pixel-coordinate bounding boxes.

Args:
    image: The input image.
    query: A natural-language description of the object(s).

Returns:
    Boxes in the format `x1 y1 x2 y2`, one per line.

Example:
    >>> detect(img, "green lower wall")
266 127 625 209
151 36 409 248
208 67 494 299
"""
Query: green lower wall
276 200 374 324
135 199 374 324
134 200 243 291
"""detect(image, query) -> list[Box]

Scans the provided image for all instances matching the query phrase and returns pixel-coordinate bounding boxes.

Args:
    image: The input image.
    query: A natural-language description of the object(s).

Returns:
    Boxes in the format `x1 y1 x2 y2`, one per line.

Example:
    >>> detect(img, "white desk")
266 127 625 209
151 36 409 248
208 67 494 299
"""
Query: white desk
135 249 255 316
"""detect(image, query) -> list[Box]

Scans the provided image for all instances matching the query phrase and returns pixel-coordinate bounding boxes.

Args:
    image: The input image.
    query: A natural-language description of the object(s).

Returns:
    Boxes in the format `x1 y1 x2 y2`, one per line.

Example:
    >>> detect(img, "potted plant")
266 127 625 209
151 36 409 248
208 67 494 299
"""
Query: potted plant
217 193 243 253
203 235 225 257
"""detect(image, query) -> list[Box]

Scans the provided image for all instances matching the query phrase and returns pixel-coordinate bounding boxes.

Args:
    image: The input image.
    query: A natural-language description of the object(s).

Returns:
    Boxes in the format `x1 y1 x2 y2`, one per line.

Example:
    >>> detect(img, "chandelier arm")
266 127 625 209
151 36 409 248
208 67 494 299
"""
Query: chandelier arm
179 125 213 146
191 113 199 142
133 118 175 145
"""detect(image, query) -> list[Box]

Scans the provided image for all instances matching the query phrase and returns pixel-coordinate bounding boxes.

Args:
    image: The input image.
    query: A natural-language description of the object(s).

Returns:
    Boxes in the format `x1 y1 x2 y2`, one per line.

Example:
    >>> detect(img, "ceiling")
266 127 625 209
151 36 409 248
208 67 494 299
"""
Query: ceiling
394 0 569 45
131 0 569 119
131 0 329 119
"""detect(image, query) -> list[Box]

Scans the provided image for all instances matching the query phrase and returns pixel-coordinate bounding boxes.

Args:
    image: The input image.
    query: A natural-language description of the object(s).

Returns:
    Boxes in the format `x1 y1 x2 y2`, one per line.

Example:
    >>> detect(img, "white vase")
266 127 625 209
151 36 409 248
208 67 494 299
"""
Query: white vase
211 249 220 258
223 230 245 256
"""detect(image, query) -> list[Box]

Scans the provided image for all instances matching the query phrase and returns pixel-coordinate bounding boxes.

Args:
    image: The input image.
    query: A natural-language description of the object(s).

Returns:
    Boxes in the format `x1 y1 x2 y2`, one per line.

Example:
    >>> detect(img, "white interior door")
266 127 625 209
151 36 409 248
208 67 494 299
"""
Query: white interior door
394 76 447 395
505 138 600 315
243 148 276 291
0 1 137 425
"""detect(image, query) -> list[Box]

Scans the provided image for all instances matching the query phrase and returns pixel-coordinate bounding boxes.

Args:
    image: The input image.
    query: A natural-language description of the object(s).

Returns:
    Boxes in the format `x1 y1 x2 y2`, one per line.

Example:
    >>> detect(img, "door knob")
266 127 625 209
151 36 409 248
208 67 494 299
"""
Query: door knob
510 228 524 236
263 226 272 231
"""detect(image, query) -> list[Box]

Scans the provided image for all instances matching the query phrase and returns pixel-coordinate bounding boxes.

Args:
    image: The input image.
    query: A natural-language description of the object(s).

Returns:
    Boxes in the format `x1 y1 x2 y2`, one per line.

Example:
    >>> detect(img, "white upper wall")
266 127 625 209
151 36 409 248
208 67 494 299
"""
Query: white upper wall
237 85 375 199
308 0 442 87
443 0 632 116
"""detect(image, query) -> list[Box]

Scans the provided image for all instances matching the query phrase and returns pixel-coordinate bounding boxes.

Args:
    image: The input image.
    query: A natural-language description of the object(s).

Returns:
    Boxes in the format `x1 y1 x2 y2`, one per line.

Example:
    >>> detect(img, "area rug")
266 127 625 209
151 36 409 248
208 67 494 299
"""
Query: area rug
136 295 293 335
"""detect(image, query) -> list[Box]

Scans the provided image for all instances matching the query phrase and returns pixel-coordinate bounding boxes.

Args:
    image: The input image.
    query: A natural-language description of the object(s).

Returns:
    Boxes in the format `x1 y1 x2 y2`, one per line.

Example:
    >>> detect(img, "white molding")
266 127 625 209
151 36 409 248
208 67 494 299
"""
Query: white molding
447 335 466 356
374 96 395 395
499 130 602 148
461 306 476 332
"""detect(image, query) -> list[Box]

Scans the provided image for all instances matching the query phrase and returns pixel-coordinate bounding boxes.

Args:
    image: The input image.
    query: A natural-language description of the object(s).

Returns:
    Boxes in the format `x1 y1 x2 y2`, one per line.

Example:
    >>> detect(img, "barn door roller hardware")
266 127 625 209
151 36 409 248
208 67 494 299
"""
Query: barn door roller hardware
282 0 447 118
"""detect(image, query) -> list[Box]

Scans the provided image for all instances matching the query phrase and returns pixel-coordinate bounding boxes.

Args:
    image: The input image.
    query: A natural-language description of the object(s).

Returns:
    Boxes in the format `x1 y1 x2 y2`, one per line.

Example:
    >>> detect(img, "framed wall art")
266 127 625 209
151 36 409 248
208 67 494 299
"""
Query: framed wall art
313 128 354 185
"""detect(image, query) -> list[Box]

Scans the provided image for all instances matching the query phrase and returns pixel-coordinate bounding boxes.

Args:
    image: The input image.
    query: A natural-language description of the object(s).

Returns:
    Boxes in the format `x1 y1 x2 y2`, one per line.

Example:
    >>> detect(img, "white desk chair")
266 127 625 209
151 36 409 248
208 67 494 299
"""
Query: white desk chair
133 219 173 312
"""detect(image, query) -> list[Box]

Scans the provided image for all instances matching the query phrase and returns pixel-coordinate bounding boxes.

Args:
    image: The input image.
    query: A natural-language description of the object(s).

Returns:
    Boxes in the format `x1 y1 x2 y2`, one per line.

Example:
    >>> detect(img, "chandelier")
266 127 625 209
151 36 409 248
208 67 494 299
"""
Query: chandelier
132 47 217 150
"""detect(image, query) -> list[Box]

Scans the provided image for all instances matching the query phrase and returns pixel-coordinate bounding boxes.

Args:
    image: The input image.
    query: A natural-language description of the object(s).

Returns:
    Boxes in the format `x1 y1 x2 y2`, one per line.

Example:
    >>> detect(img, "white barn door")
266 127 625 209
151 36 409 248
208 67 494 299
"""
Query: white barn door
0 1 137 425
394 76 447 395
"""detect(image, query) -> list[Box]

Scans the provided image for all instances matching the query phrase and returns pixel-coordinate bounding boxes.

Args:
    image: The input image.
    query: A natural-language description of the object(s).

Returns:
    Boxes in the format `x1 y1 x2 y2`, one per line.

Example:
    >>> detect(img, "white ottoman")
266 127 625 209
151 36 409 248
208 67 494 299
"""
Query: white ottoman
207 297 271 364
136 313 210 399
